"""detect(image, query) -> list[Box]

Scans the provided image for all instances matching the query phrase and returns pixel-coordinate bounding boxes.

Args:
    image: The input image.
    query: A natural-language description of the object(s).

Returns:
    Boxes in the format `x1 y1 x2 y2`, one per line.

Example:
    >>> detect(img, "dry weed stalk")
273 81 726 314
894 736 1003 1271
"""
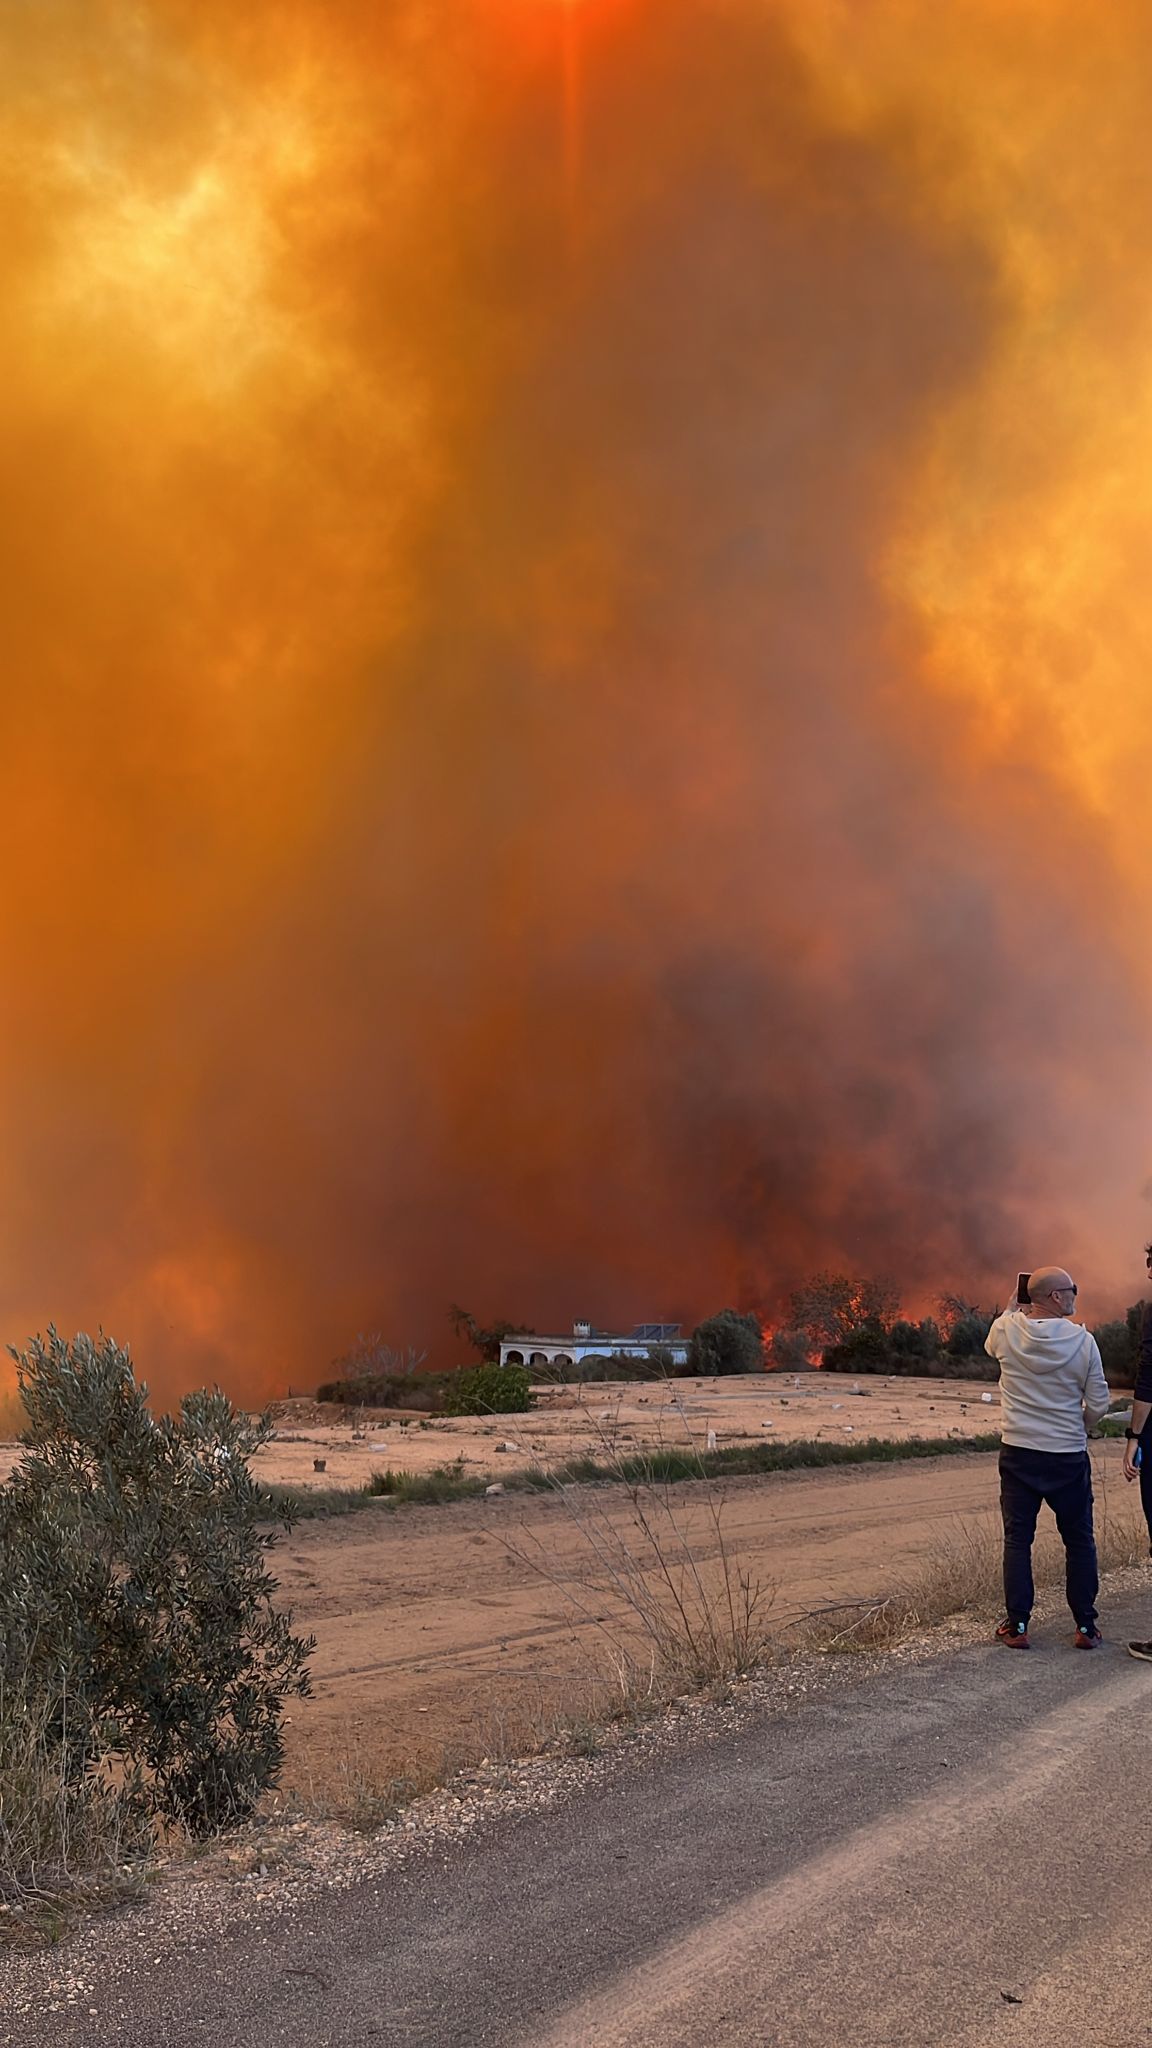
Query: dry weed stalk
504 1384 776 1703
0 1682 150 1937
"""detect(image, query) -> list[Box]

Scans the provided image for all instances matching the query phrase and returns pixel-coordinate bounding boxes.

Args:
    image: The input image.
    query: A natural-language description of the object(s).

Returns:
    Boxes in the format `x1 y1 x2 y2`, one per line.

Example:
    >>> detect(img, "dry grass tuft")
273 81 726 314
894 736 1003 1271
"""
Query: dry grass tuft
504 1392 778 1706
0 1688 151 1946
282 1742 447 1833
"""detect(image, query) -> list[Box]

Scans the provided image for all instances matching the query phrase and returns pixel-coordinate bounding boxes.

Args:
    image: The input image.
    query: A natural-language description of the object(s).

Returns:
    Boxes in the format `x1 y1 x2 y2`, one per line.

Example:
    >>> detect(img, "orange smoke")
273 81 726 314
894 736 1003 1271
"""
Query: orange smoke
1 0 1150 1403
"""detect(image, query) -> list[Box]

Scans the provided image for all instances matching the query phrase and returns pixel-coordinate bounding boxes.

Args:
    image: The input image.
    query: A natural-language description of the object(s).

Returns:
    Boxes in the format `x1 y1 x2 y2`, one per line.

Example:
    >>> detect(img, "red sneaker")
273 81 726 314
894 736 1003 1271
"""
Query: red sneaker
996 1620 1030 1649
1073 1626 1103 1650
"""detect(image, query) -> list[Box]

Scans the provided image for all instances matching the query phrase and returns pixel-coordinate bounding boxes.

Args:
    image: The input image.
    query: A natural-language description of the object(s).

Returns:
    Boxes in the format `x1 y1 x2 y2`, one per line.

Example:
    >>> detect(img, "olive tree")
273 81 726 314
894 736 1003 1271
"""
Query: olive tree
1 1328 313 1836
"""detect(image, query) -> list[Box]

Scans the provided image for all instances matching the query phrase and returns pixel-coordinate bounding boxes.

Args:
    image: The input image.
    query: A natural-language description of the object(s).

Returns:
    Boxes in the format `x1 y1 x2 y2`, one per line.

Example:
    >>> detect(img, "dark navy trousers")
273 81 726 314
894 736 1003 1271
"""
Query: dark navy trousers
999 1443 1098 1631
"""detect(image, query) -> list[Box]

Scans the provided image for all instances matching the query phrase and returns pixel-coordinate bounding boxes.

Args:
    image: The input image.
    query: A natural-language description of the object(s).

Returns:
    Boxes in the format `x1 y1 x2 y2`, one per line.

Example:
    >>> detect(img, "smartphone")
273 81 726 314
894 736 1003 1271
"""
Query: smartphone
1017 1272 1031 1306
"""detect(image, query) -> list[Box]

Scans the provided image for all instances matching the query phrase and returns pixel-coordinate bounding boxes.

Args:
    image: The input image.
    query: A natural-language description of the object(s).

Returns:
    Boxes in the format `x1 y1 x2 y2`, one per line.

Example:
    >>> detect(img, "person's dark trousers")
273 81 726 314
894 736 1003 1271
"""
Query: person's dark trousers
999 1443 1098 1630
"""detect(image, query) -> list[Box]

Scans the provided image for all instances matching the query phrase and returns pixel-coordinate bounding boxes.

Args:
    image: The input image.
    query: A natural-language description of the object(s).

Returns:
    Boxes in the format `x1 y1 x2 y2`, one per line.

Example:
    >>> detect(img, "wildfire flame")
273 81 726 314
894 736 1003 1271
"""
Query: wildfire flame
0 0 1149 1403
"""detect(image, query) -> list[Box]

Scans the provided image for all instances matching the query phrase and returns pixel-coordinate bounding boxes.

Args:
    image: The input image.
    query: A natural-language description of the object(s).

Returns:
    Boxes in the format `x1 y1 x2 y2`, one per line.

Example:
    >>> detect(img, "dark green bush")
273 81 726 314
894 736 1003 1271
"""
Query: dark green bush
946 1310 994 1357
443 1362 533 1415
821 1316 892 1371
688 1309 764 1376
767 1328 812 1369
889 1317 941 1360
818 1316 998 1379
1093 1315 1137 1386
0 1329 313 1838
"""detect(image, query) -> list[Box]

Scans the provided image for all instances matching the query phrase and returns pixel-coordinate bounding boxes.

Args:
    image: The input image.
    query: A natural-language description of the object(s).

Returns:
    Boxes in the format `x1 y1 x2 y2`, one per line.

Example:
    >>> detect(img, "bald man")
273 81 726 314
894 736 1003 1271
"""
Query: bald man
985 1267 1110 1650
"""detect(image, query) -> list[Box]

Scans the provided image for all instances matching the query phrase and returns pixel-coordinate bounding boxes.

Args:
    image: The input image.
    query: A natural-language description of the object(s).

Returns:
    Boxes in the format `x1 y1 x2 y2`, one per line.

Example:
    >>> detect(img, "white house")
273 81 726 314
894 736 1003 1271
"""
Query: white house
499 1320 689 1375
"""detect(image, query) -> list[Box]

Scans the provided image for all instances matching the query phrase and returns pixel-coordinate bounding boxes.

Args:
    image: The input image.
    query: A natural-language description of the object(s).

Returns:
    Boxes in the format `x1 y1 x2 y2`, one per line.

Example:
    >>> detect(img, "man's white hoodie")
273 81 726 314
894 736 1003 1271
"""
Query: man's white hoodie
985 1309 1110 1454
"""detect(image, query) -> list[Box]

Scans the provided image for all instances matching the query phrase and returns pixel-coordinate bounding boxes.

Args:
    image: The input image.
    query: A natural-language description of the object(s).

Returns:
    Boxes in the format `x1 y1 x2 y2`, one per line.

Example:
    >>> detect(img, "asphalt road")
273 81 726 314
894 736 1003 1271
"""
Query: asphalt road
7 1597 1152 2048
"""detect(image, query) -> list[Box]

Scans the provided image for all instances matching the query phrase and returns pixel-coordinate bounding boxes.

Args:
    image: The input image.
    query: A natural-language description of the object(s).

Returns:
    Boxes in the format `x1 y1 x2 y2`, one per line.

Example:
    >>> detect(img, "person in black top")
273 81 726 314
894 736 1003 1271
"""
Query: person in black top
1123 1244 1152 1660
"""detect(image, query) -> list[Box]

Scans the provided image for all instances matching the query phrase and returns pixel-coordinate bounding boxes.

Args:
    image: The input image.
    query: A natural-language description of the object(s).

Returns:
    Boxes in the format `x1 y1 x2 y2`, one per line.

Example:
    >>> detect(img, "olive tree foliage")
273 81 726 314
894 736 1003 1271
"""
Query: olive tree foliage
0 1329 313 1837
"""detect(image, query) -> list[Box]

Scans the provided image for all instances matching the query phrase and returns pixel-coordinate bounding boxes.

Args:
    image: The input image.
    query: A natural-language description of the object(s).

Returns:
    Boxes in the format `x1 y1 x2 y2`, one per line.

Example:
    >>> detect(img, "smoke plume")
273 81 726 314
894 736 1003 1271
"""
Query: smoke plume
2 0 1150 1399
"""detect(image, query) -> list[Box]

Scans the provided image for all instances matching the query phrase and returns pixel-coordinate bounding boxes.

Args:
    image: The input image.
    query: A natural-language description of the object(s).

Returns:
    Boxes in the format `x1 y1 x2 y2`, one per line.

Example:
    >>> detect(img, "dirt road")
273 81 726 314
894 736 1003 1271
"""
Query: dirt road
273 1444 1131 1797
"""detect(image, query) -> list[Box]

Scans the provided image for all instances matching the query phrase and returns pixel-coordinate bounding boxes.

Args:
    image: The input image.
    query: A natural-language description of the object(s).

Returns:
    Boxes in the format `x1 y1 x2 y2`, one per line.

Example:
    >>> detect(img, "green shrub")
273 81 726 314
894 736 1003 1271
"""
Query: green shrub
889 1317 941 1360
821 1316 892 1371
0 1329 313 1838
1094 1312 1140 1387
946 1310 994 1357
368 1461 488 1504
443 1362 533 1415
767 1328 812 1369
688 1309 764 1376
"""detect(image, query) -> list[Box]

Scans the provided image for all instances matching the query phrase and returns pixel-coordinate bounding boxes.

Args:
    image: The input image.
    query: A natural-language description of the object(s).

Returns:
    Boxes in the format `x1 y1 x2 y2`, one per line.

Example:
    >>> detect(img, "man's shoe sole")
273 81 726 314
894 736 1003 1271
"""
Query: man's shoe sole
1127 1641 1152 1662
1073 1633 1103 1649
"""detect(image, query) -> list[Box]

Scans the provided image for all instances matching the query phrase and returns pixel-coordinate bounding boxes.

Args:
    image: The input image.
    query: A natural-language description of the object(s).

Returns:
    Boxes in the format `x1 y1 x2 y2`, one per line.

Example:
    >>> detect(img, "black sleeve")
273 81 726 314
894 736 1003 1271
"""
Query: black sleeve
1135 1303 1152 1406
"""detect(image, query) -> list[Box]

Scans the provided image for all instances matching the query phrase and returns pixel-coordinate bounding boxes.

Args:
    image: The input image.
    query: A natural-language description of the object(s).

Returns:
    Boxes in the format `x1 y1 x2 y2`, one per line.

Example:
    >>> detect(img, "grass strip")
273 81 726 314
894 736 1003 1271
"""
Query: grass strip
261 1431 1002 1520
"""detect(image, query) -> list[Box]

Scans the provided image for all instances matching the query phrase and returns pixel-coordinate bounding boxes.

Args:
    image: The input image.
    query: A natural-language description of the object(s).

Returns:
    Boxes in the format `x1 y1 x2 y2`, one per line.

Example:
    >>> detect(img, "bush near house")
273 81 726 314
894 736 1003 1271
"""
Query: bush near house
537 1346 691 1384
443 1362 533 1416
688 1309 764 1376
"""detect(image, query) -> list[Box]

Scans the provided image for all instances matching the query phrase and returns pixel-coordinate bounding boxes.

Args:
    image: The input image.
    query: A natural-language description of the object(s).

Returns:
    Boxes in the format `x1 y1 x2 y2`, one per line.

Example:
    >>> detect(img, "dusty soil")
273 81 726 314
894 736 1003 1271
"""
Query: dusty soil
270 1435 1116 1810
246 1370 1000 1495
0 1372 999 1492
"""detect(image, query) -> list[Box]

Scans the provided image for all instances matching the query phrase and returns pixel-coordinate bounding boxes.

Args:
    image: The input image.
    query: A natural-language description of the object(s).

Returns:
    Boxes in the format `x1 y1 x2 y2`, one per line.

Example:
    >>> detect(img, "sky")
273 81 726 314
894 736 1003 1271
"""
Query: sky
2 0 1151 1401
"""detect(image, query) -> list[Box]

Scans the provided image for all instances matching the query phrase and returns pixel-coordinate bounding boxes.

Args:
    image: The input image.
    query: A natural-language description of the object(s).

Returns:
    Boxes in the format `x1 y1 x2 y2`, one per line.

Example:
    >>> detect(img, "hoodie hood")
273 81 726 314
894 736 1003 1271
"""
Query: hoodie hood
986 1307 1110 1453
993 1309 1091 1372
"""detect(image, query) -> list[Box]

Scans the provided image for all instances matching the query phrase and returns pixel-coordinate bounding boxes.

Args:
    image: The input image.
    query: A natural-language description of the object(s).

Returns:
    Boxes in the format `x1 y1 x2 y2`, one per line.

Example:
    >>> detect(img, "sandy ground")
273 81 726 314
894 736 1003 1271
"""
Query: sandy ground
253 1370 1002 1495
0 1372 1000 1492
266 1432 1139 1808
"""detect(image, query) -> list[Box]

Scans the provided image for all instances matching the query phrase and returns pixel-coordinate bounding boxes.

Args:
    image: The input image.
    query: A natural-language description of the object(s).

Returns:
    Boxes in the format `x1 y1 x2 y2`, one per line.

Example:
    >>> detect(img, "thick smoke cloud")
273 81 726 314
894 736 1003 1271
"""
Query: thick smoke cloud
1 0 1149 1400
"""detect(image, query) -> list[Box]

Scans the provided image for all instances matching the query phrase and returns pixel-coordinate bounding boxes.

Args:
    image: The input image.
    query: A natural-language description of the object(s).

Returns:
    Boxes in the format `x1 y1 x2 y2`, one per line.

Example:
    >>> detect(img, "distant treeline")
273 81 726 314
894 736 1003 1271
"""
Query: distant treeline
316 1283 1147 1401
